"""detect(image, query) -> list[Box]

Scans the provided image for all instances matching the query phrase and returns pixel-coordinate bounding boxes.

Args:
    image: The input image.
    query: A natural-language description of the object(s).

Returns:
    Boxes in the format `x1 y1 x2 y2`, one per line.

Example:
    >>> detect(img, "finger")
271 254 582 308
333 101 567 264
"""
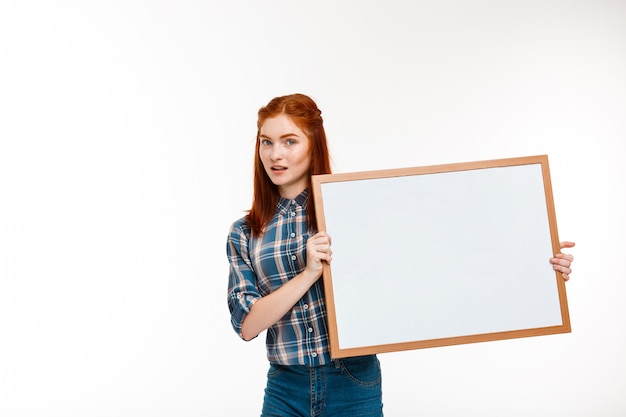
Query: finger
553 262 571 274
551 258 572 268
553 253 574 262
314 251 332 264
311 233 331 245
311 238 331 250
308 240 332 258
560 241 576 249
322 252 332 263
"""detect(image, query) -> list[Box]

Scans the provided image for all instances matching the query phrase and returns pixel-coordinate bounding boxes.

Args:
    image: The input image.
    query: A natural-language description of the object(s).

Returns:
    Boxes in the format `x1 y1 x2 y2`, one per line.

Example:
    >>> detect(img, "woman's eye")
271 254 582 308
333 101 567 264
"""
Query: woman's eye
286 139 297 145
261 139 271 146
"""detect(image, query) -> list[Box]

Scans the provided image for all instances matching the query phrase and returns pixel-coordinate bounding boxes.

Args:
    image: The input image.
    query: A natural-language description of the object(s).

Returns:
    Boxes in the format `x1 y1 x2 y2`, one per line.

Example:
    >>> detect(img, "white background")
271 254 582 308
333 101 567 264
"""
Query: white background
1 1 624 416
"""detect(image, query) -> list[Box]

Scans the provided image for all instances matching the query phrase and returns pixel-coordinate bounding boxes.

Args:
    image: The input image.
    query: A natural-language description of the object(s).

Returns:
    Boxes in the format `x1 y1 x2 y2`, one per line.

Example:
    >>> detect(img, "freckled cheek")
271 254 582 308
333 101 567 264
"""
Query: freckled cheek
259 150 271 169
297 153 312 169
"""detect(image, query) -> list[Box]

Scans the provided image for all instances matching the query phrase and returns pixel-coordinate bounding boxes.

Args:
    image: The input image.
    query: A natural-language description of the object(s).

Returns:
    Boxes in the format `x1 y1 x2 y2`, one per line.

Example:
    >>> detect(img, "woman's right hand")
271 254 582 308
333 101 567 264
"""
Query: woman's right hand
240 232 332 341
305 232 332 279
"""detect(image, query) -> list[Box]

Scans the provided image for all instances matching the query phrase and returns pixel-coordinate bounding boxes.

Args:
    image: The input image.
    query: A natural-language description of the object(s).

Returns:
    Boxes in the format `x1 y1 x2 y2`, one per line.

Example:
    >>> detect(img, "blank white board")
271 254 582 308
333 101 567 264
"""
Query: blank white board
311 155 570 358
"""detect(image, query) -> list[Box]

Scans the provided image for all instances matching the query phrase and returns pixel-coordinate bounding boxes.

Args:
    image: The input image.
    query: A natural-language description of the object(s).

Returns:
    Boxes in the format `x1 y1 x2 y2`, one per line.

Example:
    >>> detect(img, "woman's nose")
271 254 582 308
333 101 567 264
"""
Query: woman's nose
270 145 283 160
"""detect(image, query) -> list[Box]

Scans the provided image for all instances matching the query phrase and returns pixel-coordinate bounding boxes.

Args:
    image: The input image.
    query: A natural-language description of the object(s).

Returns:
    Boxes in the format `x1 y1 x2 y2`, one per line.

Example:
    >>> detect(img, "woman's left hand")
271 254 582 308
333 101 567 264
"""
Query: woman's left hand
550 241 575 281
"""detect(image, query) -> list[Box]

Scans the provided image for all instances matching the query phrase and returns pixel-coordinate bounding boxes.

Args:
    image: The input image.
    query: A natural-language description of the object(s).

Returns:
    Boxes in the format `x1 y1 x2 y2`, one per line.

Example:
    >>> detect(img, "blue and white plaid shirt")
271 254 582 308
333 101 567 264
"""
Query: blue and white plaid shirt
226 190 331 366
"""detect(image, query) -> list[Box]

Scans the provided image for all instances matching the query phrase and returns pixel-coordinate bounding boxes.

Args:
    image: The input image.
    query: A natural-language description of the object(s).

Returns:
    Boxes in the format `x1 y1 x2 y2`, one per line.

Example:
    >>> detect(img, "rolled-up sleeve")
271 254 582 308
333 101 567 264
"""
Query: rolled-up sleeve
226 220 260 340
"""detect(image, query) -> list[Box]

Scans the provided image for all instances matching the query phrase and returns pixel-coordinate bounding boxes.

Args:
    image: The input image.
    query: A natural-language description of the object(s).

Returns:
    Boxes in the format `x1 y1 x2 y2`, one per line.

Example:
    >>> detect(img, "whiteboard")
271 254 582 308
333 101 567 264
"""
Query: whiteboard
311 155 570 358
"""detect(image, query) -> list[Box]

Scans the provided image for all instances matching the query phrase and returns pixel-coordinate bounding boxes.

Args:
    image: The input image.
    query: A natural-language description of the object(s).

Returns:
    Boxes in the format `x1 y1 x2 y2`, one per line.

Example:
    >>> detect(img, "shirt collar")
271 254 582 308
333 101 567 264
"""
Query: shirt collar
277 188 309 213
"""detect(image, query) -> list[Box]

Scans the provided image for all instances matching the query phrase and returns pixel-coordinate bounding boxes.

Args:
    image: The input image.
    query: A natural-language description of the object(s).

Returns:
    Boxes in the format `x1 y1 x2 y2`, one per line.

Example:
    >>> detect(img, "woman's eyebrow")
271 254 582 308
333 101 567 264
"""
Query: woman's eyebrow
259 132 300 140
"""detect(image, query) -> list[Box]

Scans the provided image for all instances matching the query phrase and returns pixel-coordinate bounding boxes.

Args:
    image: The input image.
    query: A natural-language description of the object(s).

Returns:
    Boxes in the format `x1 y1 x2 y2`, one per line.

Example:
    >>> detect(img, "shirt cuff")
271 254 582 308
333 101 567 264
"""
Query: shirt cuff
229 292 259 339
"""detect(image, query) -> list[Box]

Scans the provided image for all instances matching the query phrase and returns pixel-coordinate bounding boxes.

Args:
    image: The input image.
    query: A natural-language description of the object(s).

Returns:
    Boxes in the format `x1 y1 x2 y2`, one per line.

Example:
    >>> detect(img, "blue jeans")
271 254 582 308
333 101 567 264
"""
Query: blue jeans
261 354 383 417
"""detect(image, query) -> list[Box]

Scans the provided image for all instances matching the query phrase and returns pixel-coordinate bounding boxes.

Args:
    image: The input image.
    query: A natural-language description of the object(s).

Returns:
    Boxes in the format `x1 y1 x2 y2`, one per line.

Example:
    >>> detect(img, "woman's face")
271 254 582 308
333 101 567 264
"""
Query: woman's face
259 114 311 199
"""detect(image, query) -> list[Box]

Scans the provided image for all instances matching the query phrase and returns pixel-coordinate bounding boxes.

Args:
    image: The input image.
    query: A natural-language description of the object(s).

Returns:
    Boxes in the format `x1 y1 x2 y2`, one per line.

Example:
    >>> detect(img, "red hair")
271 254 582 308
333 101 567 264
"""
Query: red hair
247 93 332 236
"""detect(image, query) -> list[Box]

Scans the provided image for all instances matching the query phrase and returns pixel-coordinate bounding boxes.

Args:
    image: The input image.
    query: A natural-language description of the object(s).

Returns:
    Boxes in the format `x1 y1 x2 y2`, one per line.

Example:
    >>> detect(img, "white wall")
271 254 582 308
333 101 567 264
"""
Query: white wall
1 1 624 416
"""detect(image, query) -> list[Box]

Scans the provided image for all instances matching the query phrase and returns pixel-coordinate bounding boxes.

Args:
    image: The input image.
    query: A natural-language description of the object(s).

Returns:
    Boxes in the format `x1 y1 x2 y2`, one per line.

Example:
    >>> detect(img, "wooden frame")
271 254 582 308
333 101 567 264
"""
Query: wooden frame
311 155 570 358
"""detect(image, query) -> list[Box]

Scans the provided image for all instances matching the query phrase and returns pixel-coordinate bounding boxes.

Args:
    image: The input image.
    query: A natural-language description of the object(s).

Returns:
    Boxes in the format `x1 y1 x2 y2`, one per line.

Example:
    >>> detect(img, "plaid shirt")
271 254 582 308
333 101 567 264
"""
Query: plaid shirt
226 190 331 366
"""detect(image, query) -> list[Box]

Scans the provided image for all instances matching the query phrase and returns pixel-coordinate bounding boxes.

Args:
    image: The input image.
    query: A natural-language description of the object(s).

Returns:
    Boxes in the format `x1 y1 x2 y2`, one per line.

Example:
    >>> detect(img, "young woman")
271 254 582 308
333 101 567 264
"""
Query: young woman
226 93 575 416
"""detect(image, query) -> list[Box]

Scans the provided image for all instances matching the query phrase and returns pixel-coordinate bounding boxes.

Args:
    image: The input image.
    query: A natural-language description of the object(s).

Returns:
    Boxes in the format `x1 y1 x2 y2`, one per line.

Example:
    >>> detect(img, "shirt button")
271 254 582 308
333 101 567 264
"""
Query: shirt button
303 304 308 310
290 232 295 238
308 327 313 333
290 212 296 217
236 294 242 299
291 255 296 261
311 352 317 358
